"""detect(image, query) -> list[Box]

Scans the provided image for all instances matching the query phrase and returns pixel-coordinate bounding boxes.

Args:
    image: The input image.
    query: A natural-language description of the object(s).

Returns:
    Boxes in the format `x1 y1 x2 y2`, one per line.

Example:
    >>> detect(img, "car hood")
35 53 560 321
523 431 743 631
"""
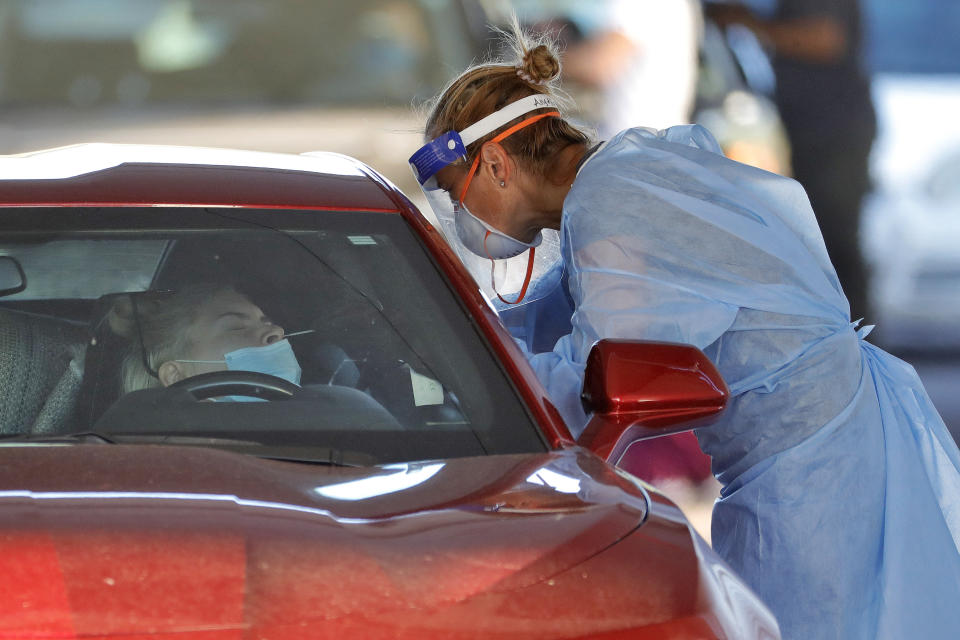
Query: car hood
0 444 722 638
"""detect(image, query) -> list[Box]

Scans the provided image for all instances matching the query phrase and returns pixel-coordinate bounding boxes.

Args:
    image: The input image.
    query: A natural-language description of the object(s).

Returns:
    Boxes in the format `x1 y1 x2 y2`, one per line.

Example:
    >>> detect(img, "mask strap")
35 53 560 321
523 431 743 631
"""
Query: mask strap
483 229 536 305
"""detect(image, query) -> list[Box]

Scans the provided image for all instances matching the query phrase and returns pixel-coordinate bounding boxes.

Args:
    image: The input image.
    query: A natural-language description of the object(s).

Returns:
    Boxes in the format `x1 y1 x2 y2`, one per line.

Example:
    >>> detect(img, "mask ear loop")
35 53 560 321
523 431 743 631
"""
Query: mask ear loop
457 109 560 306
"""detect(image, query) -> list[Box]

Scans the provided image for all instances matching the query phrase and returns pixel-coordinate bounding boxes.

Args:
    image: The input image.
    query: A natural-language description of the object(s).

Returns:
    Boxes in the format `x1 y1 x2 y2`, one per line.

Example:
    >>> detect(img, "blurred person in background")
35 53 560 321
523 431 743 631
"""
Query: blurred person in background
706 0 877 323
492 0 702 137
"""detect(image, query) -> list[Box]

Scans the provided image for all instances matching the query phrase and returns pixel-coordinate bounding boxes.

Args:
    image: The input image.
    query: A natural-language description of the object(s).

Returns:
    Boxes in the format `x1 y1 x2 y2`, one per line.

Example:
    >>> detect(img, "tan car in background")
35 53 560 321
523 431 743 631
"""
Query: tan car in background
0 0 483 199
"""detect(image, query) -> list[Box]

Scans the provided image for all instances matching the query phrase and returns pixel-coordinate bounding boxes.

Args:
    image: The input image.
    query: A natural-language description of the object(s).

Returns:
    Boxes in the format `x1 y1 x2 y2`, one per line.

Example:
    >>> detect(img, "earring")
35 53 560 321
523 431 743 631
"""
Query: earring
500 180 506 188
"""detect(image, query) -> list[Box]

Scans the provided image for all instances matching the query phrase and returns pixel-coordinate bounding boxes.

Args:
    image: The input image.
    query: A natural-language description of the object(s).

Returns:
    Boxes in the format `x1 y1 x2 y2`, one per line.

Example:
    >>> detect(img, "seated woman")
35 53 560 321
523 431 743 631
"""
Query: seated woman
97 282 401 438
110 283 300 396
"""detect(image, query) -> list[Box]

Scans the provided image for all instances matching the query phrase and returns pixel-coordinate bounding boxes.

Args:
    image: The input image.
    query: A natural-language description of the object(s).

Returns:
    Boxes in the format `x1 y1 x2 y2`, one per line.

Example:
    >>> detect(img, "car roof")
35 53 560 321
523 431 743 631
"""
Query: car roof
0 143 402 211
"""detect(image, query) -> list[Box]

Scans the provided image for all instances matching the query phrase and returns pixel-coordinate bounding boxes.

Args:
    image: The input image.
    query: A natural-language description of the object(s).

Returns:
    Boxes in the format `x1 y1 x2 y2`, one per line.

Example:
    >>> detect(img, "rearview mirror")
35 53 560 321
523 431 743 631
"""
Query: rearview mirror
0 256 26 297
577 340 728 465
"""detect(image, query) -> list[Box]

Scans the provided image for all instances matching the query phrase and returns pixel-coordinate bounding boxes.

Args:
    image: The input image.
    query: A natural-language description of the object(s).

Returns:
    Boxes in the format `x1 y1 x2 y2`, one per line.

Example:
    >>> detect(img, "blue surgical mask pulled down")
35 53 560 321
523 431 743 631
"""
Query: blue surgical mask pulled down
178 338 302 402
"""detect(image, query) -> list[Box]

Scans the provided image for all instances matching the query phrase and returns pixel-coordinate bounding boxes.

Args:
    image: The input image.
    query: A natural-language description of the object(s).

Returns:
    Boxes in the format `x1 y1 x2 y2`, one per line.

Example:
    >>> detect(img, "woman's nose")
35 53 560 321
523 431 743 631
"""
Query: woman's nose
262 323 285 345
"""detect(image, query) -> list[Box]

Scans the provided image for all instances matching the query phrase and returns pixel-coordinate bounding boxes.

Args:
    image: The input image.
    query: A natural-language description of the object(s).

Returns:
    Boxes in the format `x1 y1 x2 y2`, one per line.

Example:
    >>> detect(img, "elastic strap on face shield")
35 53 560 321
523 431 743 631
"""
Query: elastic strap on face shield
460 94 560 147
458 111 562 202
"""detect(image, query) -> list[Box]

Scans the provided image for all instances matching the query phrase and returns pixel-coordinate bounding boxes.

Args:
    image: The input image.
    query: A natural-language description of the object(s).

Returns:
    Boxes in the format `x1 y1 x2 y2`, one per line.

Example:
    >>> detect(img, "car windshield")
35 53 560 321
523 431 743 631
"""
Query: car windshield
1 0 471 106
865 0 960 74
0 207 546 465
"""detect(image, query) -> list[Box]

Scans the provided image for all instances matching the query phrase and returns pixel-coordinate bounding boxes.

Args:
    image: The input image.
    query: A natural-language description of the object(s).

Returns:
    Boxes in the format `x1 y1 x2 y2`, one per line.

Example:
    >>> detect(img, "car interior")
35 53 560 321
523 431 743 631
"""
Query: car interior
0 207 546 463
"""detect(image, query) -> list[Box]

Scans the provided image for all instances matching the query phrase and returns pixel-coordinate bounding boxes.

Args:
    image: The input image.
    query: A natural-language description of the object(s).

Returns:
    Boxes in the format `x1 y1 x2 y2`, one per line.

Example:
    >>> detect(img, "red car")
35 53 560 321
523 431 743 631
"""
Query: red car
0 144 779 639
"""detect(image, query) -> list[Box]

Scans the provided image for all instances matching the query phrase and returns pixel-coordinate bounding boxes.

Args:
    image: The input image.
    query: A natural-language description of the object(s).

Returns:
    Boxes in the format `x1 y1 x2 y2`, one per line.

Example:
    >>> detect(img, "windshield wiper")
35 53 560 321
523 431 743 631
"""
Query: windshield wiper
251 446 371 467
0 433 261 447
0 432 116 444
0 432 366 466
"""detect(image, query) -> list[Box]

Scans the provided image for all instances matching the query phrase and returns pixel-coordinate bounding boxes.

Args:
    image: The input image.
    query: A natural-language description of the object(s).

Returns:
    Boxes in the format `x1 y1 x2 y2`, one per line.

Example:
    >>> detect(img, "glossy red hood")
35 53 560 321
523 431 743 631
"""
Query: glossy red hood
0 445 712 639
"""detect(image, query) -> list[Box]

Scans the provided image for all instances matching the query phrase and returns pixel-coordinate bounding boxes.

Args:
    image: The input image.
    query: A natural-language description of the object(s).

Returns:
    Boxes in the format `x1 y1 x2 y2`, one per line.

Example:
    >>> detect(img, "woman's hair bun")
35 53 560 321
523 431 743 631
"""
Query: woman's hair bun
517 43 560 85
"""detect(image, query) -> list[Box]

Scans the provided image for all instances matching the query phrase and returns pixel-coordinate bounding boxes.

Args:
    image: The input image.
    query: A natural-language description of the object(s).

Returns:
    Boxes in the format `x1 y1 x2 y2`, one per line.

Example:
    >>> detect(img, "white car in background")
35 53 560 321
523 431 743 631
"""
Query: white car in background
861 0 960 350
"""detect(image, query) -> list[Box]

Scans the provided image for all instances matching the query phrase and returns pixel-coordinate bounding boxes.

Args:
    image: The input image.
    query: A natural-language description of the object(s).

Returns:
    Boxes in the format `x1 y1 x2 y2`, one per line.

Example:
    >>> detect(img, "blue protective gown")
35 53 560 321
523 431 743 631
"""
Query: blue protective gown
511 125 960 639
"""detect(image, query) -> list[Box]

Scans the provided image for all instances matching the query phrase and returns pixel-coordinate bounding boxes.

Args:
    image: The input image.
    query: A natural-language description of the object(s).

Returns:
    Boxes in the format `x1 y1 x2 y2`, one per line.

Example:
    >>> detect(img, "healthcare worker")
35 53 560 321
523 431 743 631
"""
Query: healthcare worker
409 25 960 640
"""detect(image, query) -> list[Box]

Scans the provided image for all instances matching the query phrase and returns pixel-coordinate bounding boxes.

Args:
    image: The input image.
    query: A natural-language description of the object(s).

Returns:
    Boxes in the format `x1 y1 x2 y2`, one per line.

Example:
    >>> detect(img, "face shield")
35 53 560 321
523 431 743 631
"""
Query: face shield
410 95 565 306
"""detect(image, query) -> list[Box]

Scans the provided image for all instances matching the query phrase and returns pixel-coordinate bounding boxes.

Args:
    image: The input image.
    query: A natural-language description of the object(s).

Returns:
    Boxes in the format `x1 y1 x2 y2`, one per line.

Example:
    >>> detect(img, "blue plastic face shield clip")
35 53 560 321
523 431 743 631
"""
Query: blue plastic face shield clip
409 130 467 189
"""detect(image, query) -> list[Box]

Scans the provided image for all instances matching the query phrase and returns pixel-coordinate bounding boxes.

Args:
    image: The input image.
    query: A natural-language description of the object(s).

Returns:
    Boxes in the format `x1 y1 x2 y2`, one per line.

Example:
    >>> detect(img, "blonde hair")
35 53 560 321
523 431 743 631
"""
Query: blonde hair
423 18 590 177
110 284 238 394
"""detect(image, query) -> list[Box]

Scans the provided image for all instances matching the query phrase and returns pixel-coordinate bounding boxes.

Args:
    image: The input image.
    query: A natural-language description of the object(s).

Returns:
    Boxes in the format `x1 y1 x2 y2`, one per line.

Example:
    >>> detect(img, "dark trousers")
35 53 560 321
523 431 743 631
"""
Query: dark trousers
789 129 874 322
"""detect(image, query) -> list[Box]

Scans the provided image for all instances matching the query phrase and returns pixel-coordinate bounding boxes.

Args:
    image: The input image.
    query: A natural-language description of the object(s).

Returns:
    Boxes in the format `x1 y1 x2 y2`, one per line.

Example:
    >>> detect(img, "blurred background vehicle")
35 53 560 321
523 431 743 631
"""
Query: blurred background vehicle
860 0 960 352
0 0 481 205
693 15 791 176
856 0 960 447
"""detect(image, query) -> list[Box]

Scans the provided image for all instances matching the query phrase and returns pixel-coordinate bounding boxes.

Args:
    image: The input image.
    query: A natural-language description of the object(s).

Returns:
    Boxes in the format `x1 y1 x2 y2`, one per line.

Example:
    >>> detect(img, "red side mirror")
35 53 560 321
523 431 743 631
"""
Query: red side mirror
577 340 728 464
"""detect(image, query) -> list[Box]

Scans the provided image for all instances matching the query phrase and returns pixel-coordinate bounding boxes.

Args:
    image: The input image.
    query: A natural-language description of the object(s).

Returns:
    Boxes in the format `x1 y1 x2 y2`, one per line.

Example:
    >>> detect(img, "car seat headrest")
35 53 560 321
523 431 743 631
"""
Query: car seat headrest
0 308 87 435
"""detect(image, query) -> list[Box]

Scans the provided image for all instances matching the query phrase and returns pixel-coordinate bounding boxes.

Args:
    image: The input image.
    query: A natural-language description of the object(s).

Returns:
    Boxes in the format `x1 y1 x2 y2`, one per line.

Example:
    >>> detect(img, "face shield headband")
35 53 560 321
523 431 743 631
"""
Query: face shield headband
409 94 562 189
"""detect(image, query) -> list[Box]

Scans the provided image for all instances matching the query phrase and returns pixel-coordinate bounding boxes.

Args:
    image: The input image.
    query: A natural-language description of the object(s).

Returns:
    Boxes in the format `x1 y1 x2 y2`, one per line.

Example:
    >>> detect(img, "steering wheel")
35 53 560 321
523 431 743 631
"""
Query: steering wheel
169 371 301 401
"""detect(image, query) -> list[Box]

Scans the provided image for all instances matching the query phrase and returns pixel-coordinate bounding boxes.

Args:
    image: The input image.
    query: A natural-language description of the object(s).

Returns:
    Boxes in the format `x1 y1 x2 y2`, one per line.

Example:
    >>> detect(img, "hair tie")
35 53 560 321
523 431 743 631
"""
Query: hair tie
516 66 547 86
